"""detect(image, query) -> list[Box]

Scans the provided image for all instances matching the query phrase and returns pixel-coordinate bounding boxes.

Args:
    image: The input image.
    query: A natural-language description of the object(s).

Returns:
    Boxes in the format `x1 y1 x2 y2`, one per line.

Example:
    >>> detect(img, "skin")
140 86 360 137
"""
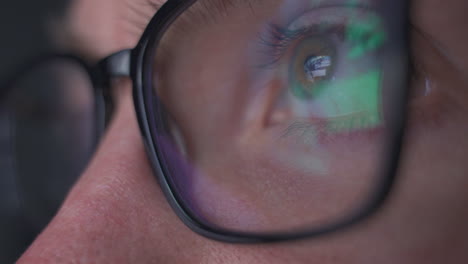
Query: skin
18 0 468 263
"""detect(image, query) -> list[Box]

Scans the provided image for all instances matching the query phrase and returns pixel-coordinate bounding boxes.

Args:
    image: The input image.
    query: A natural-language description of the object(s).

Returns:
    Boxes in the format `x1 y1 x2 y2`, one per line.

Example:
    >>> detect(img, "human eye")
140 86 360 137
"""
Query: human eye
255 6 389 143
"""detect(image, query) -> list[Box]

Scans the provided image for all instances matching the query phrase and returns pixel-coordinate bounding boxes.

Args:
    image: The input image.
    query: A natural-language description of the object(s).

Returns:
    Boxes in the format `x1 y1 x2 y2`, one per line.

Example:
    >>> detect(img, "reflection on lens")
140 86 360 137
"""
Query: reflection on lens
1 57 96 228
151 0 407 234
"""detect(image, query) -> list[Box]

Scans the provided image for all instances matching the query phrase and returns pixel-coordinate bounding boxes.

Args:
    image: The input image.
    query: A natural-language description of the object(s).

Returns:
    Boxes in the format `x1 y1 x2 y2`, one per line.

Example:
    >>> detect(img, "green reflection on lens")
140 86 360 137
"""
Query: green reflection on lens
346 15 386 59
291 69 382 133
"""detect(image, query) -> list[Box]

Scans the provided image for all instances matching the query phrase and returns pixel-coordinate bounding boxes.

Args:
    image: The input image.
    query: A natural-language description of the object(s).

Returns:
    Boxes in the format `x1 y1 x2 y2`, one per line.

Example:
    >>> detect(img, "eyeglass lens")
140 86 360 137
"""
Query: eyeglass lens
0 58 96 229
149 0 408 233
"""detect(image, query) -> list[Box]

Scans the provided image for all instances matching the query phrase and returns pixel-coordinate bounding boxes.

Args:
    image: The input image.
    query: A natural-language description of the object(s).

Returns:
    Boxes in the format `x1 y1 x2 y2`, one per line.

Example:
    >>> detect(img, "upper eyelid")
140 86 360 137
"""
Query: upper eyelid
255 4 382 69
255 24 309 67
256 23 343 68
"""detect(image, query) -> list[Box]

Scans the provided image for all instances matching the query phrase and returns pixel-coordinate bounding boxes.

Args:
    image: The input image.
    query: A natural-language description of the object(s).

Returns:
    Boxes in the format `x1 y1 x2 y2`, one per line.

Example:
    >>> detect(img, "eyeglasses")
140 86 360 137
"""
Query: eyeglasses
1 0 410 243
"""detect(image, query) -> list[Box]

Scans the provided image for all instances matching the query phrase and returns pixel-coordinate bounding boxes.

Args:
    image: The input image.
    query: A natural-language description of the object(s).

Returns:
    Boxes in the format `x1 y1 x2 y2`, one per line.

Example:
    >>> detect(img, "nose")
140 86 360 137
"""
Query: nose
15 82 184 263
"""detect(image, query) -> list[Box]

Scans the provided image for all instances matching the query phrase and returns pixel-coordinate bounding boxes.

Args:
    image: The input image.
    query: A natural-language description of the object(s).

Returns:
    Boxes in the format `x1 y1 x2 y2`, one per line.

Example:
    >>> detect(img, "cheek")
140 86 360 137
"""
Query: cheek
382 25 468 251
379 118 468 257
160 30 252 153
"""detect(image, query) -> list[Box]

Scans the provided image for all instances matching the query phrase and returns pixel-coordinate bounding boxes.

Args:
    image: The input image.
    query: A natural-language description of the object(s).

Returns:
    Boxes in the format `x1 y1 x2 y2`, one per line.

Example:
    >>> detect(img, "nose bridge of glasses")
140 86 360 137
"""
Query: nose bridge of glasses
97 49 132 79
94 49 132 128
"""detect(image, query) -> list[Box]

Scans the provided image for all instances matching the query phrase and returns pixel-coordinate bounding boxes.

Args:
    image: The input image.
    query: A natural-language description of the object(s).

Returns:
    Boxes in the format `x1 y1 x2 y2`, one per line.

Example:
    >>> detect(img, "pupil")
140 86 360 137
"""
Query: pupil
304 55 332 82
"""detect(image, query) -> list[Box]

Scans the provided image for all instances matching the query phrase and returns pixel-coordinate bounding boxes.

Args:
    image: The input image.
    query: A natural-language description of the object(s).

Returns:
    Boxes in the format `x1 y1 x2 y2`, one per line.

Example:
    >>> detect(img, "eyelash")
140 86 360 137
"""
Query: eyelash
257 22 345 68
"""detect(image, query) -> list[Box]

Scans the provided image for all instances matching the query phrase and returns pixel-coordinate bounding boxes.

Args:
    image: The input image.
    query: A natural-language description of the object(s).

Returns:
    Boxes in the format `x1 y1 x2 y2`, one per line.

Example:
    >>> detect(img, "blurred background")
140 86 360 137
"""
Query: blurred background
0 1 72 262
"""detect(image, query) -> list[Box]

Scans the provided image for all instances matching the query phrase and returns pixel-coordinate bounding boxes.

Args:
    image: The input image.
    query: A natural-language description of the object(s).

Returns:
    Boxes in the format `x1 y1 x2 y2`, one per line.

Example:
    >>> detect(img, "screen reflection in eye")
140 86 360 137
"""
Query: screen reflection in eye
258 7 387 139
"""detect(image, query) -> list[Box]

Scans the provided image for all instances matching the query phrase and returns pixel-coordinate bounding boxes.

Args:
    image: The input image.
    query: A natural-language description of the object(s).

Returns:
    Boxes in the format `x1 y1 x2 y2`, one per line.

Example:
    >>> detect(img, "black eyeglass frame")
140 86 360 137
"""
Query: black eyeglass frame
1 0 411 244
0 54 109 228
129 0 410 243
